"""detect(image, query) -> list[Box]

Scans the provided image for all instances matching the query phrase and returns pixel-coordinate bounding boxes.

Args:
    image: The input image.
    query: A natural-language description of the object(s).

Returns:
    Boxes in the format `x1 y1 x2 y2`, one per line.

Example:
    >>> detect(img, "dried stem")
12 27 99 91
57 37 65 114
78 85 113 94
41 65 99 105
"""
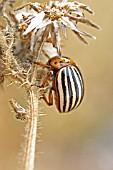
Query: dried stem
22 89 39 170
22 33 44 170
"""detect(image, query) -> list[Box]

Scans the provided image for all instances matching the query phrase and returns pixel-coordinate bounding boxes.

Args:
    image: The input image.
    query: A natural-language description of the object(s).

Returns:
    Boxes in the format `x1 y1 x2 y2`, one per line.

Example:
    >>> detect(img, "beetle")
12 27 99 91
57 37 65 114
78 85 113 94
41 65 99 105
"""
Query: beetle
35 56 84 113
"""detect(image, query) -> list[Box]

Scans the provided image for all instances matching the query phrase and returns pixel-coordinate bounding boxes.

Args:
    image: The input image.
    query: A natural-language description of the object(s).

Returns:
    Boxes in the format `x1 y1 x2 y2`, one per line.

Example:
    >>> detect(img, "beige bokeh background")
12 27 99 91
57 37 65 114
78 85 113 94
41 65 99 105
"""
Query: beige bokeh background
0 0 113 170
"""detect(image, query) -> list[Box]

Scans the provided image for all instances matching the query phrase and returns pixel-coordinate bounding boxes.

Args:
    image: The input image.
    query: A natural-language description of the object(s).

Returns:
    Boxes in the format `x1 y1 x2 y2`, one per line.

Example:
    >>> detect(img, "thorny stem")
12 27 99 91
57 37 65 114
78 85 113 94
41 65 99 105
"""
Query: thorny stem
22 13 47 170
22 38 44 170
23 90 39 170
23 28 48 170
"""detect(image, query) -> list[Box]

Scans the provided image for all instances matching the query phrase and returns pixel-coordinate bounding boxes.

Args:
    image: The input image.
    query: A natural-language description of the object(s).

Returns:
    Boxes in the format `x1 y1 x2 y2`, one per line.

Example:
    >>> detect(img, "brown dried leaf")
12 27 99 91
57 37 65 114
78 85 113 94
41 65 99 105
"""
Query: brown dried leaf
9 99 29 122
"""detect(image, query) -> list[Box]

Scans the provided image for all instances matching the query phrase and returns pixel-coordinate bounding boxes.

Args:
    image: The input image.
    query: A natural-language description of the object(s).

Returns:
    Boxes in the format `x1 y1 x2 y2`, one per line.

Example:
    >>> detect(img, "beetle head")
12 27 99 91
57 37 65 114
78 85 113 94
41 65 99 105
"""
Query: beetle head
46 56 75 70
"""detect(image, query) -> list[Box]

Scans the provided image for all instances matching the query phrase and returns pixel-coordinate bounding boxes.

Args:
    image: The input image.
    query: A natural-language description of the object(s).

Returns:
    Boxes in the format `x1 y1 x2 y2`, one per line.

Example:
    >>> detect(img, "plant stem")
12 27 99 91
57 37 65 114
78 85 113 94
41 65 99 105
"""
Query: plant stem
22 30 45 170
22 89 39 170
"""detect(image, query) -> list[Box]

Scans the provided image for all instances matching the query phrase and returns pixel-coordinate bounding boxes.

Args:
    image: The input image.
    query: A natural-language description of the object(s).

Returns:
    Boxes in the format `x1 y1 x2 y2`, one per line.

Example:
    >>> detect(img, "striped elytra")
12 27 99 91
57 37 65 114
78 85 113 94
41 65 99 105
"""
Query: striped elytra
35 56 84 113
54 65 84 113
46 56 84 113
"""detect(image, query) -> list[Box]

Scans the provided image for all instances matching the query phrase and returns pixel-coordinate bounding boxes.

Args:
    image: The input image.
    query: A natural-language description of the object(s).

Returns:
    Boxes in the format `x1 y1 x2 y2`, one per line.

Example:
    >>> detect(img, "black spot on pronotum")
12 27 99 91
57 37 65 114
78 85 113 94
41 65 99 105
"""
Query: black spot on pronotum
54 61 57 64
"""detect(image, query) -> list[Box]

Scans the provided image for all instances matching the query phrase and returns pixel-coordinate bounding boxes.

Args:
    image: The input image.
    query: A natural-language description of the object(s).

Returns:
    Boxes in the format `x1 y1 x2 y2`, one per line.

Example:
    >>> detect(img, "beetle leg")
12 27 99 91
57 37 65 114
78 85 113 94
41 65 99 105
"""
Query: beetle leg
26 59 47 68
40 72 53 105
31 72 52 88
41 72 52 87
42 88 53 106
34 61 50 68
39 73 53 106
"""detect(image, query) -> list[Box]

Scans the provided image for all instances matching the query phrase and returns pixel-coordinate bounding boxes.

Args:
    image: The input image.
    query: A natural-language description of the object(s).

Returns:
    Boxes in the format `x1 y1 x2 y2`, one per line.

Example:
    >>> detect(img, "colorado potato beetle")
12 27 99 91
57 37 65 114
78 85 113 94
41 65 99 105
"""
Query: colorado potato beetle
35 56 84 113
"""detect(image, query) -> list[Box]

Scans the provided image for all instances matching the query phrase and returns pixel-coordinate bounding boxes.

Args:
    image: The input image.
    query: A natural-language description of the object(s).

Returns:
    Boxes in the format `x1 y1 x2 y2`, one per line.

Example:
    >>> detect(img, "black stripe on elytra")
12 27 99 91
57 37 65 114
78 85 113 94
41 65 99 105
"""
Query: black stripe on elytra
70 67 79 110
61 68 67 112
66 67 73 112
73 67 84 106
55 74 61 112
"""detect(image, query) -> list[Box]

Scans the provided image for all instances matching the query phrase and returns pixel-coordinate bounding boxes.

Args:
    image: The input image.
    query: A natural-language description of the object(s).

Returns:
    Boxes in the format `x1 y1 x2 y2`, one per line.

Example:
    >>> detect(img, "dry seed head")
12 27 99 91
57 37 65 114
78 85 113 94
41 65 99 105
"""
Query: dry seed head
14 0 99 55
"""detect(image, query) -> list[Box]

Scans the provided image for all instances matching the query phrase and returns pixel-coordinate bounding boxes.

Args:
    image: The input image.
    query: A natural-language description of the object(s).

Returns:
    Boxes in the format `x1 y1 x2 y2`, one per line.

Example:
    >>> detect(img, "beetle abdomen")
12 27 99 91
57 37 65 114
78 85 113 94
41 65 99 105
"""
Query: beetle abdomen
55 65 84 113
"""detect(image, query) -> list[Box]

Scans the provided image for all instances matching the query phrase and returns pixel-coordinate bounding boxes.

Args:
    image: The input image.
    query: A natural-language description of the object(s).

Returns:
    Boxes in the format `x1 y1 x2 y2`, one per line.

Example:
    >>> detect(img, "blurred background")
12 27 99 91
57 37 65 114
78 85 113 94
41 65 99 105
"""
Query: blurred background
0 0 113 170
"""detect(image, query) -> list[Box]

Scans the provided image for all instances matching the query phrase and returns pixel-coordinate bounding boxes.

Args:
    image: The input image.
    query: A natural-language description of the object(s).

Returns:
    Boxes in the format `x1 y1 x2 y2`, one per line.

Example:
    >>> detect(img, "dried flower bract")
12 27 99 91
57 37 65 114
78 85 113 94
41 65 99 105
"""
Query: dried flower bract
14 0 100 56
